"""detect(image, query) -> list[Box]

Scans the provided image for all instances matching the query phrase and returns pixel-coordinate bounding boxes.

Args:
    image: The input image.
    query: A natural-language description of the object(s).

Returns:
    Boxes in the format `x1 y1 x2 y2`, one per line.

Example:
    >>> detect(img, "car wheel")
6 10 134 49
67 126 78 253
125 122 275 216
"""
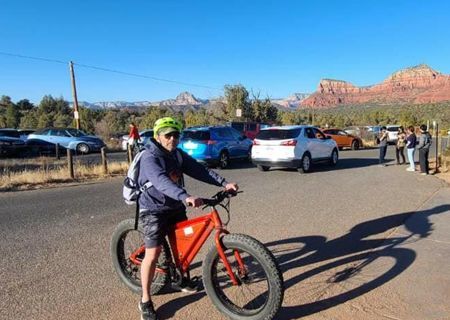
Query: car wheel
218 151 229 169
257 165 270 172
298 153 312 173
76 143 90 154
351 140 360 150
330 148 339 166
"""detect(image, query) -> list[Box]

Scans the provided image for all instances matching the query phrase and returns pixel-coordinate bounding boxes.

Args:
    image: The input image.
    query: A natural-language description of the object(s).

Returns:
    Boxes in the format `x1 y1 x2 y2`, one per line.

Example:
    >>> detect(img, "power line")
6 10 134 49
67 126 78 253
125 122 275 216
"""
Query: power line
0 51 222 91
74 62 222 91
0 51 66 65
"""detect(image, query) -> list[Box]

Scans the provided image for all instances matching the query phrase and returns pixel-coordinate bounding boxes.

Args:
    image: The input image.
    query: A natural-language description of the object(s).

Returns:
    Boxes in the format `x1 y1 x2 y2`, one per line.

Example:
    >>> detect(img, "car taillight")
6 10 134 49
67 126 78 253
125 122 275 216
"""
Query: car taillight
253 140 260 145
206 140 216 145
280 139 297 146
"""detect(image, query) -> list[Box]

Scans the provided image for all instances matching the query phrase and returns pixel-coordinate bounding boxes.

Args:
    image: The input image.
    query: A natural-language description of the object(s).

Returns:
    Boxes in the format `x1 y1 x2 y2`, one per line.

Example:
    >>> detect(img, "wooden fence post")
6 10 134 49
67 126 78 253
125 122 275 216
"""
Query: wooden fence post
67 149 74 179
101 147 108 174
55 143 60 160
127 144 133 163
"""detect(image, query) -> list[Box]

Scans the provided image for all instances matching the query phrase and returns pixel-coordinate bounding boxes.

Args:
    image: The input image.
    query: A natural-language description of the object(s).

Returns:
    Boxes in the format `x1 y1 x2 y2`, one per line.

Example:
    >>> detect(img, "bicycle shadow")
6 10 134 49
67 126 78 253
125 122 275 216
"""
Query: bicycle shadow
155 204 449 319
267 204 450 319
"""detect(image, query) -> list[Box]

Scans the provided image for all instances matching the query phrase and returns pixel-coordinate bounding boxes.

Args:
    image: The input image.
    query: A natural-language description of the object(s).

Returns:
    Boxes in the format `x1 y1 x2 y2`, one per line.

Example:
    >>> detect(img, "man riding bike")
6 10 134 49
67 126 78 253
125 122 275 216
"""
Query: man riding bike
137 117 238 320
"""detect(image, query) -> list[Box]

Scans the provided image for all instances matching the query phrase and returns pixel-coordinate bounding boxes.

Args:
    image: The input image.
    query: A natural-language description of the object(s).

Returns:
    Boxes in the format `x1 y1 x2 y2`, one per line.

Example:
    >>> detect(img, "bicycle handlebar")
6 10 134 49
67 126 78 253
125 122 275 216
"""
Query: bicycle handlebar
187 190 240 208
202 190 239 207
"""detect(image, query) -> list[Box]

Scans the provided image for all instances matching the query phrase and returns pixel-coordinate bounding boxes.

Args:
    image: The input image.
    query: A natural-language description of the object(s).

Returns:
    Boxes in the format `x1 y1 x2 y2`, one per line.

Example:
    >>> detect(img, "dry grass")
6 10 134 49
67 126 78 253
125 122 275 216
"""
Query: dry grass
361 138 378 148
0 161 129 191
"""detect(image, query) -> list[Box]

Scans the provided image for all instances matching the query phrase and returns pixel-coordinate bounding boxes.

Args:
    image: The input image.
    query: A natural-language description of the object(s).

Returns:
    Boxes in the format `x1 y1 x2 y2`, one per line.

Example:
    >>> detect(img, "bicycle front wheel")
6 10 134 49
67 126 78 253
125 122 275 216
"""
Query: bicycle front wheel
202 234 284 320
110 218 170 295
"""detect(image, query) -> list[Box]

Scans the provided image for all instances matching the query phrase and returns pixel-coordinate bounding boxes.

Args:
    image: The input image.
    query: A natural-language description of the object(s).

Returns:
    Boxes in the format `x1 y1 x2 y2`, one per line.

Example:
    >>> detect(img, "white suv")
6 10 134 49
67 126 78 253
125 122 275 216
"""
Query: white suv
251 125 338 173
386 125 400 144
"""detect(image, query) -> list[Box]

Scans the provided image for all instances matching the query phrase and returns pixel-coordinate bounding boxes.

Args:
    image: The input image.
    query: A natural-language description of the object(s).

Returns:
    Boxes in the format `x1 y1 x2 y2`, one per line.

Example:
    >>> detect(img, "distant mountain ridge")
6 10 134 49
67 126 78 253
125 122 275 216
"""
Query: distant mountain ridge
78 91 309 111
301 64 450 108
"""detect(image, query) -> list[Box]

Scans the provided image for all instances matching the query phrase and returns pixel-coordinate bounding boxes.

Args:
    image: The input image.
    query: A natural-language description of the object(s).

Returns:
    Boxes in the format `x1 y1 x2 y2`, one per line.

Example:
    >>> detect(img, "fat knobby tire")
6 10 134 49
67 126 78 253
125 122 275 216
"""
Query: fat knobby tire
202 233 284 320
110 218 169 295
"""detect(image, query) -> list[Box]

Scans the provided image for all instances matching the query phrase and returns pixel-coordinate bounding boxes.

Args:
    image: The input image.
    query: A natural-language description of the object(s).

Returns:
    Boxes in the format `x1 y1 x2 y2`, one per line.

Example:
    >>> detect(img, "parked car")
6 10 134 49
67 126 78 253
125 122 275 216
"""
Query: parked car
18 129 36 141
28 128 105 154
25 138 67 157
343 126 362 137
251 125 338 173
386 125 400 144
179 126 253 168
322 128 363 150
227 121 271 140
0 129 26 157
121 129 154 151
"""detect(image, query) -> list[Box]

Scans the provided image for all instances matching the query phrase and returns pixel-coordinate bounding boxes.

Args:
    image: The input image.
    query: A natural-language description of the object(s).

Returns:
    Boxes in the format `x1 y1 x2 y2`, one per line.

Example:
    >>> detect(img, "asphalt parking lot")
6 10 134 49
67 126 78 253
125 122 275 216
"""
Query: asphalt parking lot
0 147 449 320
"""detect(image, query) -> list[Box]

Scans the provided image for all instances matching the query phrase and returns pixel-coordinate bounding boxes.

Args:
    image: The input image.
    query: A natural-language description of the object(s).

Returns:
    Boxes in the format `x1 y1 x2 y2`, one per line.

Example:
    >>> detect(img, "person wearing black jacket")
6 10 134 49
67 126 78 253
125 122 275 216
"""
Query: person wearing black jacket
417 124 432 175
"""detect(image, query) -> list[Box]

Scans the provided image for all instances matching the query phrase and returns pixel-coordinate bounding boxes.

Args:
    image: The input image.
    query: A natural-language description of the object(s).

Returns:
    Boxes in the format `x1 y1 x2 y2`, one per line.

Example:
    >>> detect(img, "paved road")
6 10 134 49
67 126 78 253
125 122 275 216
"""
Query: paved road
0 147 448 320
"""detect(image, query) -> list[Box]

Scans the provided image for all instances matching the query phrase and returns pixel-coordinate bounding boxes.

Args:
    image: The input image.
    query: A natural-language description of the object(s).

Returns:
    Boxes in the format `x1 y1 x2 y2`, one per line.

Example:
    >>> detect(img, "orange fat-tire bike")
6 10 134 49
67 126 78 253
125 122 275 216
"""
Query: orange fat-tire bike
111 191 284 320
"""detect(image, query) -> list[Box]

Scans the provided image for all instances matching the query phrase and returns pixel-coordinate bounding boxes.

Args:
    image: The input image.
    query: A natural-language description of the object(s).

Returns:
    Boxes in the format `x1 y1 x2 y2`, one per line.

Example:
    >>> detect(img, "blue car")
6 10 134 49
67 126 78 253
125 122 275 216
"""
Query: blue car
179 125 253 168
28 128 105 154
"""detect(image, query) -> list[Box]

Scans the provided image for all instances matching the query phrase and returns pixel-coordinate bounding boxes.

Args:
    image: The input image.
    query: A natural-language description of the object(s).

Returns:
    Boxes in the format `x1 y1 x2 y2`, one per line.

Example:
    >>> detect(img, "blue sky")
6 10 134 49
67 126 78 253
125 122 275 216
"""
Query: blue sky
1 0 450 104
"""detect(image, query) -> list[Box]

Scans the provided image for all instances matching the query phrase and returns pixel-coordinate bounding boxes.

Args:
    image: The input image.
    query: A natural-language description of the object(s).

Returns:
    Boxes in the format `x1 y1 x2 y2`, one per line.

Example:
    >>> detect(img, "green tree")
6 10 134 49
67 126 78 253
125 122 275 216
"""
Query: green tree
139 107 170 130
5 104 20 128
53 113 72 127
224 84 253 121
16 99 34 111
37 113 53 128
19 110 39 128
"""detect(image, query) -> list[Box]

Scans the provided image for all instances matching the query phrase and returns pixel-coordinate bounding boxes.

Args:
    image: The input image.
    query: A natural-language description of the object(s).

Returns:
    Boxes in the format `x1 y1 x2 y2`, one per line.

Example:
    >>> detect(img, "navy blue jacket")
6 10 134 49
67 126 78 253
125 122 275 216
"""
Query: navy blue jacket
138 139 228 212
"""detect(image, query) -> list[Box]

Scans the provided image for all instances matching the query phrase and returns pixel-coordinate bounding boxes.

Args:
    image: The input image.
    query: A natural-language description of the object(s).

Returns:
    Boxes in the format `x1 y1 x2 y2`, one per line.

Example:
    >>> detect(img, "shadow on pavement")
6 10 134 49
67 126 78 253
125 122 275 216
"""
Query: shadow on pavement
266 204 450 319
266 157 383 173
156 205 449 319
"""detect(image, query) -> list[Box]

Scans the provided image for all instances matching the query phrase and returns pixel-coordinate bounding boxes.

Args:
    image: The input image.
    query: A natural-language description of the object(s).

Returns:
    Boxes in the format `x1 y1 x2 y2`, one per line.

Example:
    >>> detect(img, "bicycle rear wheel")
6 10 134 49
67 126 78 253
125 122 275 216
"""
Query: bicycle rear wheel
202 234 284 320
110 218 170 295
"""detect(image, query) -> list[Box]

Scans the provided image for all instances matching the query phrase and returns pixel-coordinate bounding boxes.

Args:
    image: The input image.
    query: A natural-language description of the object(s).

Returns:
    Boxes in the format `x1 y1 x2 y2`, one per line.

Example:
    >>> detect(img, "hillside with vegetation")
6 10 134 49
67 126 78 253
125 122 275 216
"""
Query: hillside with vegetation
1 84 449 143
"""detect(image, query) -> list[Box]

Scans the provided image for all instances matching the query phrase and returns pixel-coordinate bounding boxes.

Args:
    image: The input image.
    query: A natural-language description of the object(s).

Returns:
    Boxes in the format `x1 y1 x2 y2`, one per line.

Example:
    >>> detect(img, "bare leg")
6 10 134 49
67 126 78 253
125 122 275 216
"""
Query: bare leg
140 246 162 303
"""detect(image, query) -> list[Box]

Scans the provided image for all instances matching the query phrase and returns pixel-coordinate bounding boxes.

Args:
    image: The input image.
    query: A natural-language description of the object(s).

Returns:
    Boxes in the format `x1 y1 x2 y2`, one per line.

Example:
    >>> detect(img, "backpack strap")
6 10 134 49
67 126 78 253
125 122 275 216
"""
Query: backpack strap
134 195 140 230
175 149 185 187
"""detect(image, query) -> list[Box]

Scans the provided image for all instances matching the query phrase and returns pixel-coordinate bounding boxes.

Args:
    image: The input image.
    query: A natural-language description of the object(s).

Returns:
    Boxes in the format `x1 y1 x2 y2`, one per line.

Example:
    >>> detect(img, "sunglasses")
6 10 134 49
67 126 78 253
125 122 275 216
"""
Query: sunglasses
164 131 180 139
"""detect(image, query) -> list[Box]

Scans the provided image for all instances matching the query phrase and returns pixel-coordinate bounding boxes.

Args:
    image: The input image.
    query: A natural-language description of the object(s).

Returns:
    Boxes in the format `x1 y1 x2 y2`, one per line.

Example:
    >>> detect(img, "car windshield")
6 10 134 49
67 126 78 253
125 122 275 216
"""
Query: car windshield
387 127 399 132
256 128 301 140
0 130 20 138
182 130 210 141
66 129 87 137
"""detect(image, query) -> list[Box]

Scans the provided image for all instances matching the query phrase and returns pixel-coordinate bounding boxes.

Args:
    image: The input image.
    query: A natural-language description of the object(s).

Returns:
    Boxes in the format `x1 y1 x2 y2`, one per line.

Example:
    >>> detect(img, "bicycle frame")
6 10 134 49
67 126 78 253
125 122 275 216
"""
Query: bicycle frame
129 205 244 286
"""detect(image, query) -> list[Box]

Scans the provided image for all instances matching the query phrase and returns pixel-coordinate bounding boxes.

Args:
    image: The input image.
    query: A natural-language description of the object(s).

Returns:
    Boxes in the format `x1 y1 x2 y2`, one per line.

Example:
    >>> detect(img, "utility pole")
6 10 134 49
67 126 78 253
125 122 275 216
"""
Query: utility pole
69 61 80 130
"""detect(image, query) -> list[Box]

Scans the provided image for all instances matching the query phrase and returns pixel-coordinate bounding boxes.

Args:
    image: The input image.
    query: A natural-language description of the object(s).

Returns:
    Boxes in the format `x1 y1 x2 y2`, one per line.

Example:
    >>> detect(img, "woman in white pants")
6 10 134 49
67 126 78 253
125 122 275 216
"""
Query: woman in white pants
406 126 417 171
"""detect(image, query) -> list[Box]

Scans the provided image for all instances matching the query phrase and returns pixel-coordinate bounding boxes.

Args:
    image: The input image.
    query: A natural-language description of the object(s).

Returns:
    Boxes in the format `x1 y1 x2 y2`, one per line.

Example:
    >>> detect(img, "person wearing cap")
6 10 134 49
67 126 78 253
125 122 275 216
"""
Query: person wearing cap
137 117 238 320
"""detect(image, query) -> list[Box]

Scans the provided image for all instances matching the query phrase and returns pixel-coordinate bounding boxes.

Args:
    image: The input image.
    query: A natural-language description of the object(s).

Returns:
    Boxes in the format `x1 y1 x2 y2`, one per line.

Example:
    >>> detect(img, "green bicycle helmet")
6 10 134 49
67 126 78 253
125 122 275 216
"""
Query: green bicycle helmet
153 117 183 138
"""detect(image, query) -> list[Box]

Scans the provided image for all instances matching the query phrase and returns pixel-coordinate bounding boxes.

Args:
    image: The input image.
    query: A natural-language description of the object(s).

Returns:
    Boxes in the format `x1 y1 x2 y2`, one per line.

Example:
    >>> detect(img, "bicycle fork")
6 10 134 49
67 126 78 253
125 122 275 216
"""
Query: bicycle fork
214 231 247 286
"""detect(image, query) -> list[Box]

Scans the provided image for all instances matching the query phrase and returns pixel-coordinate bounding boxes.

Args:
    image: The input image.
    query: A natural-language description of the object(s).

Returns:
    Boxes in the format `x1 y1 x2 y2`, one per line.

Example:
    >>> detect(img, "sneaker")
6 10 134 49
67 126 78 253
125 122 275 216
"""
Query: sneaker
406 168 415 172
138 300 158 320
420 173 428 176
171 277 199 293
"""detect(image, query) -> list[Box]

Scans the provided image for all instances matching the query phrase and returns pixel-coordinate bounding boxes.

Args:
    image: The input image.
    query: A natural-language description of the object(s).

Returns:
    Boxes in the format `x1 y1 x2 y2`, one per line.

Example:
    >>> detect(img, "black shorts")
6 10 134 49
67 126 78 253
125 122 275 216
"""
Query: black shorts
140 209 187 248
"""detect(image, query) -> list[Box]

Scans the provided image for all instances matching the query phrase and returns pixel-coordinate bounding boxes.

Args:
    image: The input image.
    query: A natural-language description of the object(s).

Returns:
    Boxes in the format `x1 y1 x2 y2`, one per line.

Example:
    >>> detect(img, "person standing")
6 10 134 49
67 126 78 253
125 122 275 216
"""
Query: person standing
378 126 389 166
406 126 417 172
417 124 432 175
128 122 141 152
395 126 406 165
